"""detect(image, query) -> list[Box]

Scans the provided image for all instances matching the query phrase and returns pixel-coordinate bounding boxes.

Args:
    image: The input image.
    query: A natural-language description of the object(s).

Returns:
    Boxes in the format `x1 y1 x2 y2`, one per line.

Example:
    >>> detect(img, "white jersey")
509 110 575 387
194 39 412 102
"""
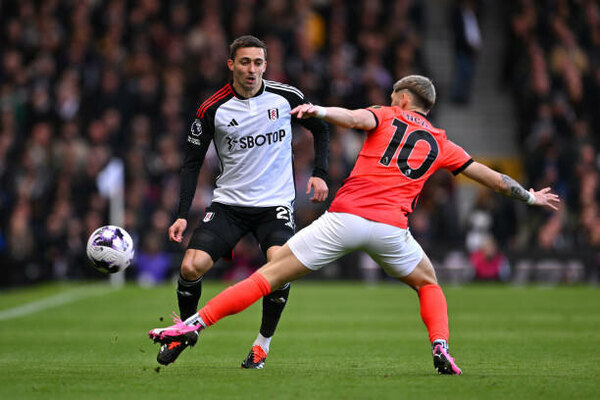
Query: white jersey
176 80 329 219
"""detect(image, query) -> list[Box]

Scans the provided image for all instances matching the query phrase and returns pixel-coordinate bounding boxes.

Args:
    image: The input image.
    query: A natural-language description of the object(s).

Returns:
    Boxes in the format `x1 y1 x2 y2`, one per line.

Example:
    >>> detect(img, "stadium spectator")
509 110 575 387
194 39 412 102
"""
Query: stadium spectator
468 234 511 281
450 0 482 104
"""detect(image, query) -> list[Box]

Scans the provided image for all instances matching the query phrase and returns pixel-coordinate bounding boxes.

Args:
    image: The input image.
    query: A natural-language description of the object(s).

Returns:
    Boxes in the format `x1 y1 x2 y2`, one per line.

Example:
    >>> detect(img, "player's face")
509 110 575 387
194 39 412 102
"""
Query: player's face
228 47 267 96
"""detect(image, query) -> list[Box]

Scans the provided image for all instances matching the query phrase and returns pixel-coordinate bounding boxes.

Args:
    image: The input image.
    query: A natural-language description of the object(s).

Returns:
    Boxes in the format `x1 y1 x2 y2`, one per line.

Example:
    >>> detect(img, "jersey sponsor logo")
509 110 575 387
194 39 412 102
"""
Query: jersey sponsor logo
227 137 238 151
227 118 239 127
203 211 215 223
226 129 286 151
267 108 279 121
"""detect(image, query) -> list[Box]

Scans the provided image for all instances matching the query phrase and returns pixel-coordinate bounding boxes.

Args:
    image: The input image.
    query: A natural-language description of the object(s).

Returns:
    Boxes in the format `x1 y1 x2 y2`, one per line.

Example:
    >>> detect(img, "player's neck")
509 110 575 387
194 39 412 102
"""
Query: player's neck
405 106 427 116
232 80 262 99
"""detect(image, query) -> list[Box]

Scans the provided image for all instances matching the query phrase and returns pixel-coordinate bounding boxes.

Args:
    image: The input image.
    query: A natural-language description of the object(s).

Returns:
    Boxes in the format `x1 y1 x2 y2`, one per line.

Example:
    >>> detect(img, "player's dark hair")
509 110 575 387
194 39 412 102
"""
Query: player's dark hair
229 35 267 60
393 75 436 112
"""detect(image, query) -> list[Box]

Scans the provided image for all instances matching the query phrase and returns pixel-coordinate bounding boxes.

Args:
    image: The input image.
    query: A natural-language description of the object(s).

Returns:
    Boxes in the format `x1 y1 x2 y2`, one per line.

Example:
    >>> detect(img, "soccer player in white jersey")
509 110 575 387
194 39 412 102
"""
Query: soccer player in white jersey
159 35 330 368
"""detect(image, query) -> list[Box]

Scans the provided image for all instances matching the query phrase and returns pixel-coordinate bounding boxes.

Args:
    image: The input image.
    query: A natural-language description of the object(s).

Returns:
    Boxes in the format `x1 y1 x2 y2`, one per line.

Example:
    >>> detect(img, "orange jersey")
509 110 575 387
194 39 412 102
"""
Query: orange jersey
329 106 473 228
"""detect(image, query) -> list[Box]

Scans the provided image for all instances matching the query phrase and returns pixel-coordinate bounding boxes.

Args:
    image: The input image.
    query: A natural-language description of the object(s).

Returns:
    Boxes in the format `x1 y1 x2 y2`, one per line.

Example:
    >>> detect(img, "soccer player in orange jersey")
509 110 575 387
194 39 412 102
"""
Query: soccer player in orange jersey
149 75 560 374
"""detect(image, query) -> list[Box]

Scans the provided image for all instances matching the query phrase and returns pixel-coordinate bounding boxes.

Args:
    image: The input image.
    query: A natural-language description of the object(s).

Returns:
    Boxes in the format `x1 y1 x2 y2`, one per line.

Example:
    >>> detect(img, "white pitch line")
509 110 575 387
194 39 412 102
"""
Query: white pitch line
0 285 117 321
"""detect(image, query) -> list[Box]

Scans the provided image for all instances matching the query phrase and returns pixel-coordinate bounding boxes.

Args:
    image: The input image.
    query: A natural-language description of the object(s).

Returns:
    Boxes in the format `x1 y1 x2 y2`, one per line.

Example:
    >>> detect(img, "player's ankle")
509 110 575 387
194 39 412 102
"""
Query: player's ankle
432 339 448 350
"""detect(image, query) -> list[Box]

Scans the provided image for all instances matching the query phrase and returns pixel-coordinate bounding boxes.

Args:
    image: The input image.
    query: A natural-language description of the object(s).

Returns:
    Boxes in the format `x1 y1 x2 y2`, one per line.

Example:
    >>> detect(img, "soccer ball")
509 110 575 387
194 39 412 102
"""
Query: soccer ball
86 225 135 274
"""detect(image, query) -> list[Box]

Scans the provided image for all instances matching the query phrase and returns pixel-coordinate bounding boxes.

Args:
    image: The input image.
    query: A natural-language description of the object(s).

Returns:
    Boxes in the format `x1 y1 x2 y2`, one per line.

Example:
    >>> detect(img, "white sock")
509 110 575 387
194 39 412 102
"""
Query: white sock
184 313 206 328
253 333 272 353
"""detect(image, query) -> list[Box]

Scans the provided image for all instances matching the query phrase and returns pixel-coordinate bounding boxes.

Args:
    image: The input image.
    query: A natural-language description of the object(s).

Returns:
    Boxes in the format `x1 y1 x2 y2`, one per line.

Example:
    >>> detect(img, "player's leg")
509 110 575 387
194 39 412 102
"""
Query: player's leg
242 206 295 368
367 225 461 375
189 244 311 328
149 212 353 354
159 204 244 365
261 248 292 341
399 253 448 342
177 249 213 320
231 212 360 367
149 248 310 366
240 249 291 368
400 255 462 375
159 247 217 366
178 203 243 319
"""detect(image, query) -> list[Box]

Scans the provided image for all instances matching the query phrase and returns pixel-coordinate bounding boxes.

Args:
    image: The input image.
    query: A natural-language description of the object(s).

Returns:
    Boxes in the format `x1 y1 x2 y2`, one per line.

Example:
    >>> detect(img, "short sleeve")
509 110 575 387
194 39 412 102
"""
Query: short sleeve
365 105 389 132
441 140 473 174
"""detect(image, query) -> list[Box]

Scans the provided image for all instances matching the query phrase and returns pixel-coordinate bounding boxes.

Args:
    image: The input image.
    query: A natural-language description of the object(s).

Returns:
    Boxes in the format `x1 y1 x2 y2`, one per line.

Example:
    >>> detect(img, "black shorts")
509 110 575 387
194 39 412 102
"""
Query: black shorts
188 202 296 262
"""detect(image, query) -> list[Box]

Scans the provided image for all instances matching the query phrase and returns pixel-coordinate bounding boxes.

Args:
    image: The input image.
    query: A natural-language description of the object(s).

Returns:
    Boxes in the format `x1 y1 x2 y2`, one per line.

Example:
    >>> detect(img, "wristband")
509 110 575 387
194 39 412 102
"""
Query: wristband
314 106 327 118
526 191 536 205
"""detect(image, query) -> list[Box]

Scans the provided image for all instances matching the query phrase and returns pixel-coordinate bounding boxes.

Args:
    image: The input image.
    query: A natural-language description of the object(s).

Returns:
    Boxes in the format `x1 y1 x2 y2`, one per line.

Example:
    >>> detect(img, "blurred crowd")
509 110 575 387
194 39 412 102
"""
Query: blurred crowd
502 0 600 252
0 0 597 287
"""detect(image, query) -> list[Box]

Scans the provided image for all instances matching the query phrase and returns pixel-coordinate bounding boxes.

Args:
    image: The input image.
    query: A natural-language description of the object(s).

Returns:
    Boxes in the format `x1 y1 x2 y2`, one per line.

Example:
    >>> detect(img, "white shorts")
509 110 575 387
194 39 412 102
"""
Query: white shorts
288 212 424 278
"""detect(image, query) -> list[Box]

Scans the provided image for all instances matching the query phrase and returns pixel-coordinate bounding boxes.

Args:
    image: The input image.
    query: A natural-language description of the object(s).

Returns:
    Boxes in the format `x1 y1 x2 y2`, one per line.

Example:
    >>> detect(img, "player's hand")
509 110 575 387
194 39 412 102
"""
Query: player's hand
530 187 561 211
291 104 320 119
168 218 188 243
307 176 328 202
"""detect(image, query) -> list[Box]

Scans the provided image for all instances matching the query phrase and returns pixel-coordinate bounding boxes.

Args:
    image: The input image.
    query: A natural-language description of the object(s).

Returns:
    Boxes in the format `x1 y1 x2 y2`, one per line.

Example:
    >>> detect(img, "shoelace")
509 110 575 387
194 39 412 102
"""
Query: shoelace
166 311 203 335
171 311 182 324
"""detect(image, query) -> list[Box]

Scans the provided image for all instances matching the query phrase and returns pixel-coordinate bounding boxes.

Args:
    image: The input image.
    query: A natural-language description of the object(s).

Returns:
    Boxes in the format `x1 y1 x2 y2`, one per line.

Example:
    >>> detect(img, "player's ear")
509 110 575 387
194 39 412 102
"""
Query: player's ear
402 92 412 108
227 58 234 71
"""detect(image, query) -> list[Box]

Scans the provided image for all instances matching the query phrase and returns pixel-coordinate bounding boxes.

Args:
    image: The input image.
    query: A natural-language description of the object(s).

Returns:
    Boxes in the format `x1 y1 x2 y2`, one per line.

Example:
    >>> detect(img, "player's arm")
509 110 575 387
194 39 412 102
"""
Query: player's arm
170 118 213 242
460 161 560 210
291 104 377 131
295 113 330 202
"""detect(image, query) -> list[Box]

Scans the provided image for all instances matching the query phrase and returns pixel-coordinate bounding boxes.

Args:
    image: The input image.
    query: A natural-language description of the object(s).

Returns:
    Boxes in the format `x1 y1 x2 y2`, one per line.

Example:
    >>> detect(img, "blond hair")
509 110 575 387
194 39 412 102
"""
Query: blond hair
393 75 436 112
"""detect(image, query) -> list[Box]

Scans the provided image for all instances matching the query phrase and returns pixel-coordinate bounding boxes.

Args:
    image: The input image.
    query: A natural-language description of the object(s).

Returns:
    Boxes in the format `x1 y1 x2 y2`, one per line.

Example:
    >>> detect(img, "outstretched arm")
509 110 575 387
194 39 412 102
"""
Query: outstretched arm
461 162 560 211
291 103 377 131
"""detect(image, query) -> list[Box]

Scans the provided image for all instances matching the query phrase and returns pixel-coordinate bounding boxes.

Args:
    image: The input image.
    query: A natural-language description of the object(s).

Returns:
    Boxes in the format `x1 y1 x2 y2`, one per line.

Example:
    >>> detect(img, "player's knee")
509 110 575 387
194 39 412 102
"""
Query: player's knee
411 275 438 290
181 251 213 280
400 260 438 290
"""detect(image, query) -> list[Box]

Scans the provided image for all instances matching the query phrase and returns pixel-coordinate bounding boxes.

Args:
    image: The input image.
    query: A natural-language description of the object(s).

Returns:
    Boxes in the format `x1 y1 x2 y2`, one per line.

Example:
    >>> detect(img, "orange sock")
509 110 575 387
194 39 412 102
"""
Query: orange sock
199 272 272 327
417 284 449 343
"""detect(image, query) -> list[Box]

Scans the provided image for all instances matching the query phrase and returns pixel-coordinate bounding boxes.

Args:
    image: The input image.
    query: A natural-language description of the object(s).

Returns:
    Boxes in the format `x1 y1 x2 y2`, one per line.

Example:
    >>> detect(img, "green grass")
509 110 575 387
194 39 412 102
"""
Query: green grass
1 282 599 399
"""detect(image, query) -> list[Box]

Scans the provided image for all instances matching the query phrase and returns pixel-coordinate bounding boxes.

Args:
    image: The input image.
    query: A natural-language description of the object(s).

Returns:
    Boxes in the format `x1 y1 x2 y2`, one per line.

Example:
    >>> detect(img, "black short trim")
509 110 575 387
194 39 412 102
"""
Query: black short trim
366 109 379 131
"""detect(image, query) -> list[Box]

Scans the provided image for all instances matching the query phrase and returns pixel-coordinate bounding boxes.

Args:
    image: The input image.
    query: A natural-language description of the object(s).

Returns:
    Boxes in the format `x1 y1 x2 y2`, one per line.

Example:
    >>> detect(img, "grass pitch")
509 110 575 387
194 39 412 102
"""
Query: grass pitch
0 281 598 400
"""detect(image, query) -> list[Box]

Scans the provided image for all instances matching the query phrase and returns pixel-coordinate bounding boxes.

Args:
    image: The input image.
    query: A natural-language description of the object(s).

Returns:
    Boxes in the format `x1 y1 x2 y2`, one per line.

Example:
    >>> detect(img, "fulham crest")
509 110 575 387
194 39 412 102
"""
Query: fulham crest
267 108 279 121
203 211 215 222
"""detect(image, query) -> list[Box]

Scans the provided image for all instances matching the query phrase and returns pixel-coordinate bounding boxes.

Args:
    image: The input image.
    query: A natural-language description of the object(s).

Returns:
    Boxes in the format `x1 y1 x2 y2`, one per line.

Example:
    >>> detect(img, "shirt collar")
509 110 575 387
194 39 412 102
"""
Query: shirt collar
231 80 265 99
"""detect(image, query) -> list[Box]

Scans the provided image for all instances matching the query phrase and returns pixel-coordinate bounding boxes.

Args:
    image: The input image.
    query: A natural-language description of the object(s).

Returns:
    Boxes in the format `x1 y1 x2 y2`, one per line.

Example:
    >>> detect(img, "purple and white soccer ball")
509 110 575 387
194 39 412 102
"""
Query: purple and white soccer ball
86 225 135 274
